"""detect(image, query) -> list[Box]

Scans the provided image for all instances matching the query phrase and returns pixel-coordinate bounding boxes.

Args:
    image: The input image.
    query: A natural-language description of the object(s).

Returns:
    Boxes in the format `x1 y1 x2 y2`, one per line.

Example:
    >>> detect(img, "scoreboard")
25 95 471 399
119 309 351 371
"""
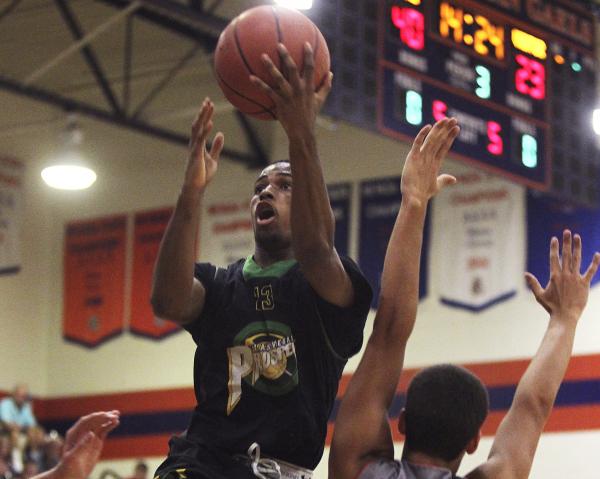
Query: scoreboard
311 0 600 205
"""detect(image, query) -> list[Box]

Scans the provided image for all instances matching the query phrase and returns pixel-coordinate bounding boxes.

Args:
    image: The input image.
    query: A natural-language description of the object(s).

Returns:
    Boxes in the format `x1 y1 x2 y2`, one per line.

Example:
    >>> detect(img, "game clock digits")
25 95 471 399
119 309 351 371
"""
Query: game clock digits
379 0 596 189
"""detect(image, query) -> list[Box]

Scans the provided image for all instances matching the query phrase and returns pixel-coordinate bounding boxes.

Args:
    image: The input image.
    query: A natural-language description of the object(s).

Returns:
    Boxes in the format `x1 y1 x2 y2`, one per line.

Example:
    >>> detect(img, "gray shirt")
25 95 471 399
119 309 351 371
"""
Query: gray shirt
359 459 461 479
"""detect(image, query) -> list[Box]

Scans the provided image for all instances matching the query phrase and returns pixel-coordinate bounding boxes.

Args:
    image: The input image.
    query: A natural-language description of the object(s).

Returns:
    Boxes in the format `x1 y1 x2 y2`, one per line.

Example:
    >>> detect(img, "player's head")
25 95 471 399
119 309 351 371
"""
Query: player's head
251 161 293 251
400 364 489 463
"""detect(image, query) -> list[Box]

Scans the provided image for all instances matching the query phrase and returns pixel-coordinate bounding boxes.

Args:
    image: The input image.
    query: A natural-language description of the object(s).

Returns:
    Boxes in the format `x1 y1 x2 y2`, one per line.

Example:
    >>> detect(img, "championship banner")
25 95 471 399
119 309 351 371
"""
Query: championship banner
432 173 524 312
130 207 181 339
0 157 24 275
204 198 254 266
63 215 127 347
328 182 351 258
527 192 600 288
359 177 430 308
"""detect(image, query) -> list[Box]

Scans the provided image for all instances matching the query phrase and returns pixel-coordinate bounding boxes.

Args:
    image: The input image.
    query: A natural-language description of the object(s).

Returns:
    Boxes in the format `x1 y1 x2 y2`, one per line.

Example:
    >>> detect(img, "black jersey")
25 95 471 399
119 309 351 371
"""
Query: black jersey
181 255 372 470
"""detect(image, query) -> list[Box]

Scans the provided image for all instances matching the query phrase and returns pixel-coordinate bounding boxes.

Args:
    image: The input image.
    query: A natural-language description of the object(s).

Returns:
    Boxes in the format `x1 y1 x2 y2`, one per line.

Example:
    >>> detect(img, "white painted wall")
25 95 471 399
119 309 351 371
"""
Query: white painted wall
0 111 57 395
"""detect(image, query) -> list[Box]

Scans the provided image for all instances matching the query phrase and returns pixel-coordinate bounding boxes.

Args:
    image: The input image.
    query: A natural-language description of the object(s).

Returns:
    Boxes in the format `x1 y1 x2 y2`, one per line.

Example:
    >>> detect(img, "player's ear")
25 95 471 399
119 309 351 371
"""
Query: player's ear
465 429 481 455
397 408 407 436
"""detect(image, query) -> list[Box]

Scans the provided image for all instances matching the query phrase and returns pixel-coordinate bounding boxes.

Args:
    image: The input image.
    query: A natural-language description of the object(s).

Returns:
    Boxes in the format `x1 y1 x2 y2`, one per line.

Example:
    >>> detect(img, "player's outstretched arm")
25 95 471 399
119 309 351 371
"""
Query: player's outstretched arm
330 119 459 479
250 44 353 308
467 231 600 479
151 99 224 325
34 411 120 479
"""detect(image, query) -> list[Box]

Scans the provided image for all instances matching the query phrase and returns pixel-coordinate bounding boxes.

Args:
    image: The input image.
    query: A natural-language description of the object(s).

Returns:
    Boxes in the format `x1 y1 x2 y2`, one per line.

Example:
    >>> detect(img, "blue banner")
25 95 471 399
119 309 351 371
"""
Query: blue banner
358 177 429 307
527 192 600 288
328 183 351 258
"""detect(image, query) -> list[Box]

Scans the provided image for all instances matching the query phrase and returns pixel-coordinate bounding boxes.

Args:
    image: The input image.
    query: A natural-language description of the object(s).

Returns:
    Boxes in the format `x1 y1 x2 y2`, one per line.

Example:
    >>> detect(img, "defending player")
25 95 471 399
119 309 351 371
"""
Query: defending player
329 117 600 479
151 43 372 478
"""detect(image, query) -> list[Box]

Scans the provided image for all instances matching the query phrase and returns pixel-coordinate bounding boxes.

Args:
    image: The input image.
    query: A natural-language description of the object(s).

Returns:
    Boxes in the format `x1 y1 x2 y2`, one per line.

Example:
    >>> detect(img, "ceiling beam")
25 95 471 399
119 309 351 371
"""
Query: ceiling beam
0 0 22 24
235 112 270 168
96 0 227 48
0 74 259 165
53 0 123 114
132 44 201 119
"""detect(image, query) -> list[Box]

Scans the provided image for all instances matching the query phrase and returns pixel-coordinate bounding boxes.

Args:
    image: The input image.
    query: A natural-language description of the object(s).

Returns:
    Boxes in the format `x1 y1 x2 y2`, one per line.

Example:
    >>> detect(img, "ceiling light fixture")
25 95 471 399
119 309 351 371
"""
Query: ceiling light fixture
41 116 97 190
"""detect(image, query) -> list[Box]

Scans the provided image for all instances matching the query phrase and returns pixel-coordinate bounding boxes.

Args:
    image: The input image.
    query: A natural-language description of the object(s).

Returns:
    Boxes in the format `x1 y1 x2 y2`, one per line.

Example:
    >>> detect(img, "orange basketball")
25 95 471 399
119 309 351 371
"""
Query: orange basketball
214 5 330 120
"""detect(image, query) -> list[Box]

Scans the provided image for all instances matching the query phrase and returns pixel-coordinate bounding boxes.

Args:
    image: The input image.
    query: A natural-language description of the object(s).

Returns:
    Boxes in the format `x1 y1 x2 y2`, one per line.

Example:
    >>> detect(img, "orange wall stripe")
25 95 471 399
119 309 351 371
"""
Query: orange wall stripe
37 387 196 421
102 434 171 459
341 353 600 396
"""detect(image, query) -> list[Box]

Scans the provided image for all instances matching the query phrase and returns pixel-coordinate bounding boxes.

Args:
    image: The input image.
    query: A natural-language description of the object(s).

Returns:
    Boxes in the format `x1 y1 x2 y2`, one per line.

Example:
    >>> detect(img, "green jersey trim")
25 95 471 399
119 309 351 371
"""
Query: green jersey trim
242 255 297 280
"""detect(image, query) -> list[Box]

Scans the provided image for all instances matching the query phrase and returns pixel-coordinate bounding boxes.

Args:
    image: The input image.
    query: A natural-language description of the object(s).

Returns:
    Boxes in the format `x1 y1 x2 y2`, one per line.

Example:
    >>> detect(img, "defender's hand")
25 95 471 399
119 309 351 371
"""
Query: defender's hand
400 118 459 204
525 230 600 321
56 410 120 479
64 410 120 453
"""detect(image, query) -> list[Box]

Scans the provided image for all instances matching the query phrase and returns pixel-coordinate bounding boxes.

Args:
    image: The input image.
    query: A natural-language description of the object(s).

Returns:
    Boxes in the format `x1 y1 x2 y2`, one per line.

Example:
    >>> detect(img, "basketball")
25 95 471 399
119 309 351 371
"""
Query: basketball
214 5 330 120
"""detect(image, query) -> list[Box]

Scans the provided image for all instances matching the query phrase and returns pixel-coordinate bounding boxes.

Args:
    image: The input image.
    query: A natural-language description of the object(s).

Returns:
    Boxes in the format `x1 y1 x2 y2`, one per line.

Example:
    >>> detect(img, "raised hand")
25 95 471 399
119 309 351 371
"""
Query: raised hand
400 118 460 204
64 410 120 452
525 230 600 320
249 42 333 138
184 98 224 192
54 411 120 479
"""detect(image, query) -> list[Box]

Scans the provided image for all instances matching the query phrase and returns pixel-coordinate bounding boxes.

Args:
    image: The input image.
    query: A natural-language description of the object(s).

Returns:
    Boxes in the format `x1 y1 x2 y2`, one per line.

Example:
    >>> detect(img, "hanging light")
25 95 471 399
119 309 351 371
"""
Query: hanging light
274 0 313 10
41 116 97 190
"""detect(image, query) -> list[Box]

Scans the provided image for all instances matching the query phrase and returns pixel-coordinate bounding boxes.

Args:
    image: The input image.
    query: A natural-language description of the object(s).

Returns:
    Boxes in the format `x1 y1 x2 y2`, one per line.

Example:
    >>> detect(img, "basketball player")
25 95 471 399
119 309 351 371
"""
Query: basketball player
329 120 600 478
151 43 372 478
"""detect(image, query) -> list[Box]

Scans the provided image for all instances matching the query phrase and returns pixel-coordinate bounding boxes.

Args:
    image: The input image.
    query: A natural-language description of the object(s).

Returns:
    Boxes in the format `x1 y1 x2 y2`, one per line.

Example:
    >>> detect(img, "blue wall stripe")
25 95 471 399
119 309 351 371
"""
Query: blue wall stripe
40 379 600 438
43 410 192 438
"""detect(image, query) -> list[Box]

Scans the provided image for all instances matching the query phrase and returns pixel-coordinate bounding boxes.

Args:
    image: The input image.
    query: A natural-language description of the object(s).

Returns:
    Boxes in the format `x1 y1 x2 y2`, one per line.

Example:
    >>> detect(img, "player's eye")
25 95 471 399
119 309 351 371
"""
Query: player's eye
280 181 292 190
254 184 265 194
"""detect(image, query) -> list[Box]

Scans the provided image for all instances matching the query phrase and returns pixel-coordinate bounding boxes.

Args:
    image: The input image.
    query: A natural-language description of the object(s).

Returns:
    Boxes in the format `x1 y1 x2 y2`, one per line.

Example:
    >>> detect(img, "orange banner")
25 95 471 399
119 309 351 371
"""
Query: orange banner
130 207 180 339
63 215 127 347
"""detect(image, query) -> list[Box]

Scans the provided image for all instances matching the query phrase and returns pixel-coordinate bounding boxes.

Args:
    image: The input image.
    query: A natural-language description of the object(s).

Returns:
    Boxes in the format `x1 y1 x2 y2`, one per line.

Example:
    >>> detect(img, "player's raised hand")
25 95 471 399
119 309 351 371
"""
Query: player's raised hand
185 98 224 192
400 118 460 204
249 42 333 138
525 230 600 320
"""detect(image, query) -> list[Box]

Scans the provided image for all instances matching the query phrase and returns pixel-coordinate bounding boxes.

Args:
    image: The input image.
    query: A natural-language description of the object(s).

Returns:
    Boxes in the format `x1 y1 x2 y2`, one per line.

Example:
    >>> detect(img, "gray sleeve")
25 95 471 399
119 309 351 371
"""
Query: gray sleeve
359 459 403 479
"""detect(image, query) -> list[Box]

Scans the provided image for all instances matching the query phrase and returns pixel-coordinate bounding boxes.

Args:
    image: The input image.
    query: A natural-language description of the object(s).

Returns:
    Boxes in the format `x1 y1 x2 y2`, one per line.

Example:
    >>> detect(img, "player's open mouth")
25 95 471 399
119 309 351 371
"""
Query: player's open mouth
256 202 276 226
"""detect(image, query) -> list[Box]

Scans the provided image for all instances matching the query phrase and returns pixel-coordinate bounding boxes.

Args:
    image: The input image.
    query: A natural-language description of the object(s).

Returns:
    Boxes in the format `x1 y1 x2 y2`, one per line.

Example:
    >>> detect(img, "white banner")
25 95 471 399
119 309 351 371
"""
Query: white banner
203 198 254 266
431 172 525 312
0 157 24 275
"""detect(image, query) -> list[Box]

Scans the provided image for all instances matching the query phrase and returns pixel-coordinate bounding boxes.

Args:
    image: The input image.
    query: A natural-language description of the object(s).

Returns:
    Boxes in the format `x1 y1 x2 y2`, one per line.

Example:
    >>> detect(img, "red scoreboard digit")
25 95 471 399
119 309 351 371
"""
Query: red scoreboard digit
391 6 425 50
515 54 545 100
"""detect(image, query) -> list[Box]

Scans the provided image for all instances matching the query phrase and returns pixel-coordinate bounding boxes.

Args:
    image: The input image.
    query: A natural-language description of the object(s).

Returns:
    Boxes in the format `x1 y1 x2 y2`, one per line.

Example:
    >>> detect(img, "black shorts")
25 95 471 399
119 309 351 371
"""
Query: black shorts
154 435 257 479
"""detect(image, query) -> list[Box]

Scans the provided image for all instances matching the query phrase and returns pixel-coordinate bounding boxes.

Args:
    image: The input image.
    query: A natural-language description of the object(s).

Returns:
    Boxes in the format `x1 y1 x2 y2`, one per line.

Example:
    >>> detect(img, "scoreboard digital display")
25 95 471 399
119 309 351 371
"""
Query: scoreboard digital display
378 0 597 190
